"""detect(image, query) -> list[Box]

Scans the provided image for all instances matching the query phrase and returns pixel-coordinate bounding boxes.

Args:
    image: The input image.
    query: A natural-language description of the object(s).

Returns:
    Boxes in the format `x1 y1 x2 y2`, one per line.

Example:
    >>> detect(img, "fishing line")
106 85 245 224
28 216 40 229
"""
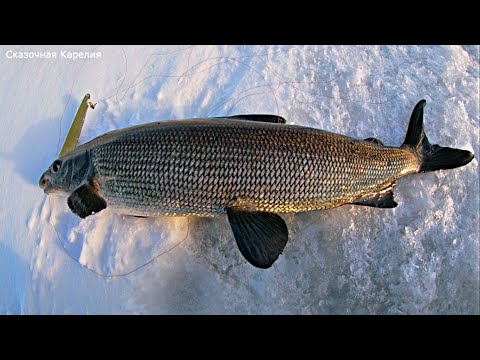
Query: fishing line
93 45 408 114
48 195 190 278
91 47 309 116
123 45 197 97
92 45 198 107
92 47 320 112
253 45 410 107
214 56 281 117
177 46 195 85
202 46 398 119
206 82 284 117
92 57 239 107
115 47 128 103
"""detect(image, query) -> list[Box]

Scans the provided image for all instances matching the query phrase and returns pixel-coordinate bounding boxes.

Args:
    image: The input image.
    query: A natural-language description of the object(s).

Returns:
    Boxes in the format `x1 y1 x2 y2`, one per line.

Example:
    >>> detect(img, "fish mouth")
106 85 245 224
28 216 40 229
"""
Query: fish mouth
39 173 68 195
39 173 54 194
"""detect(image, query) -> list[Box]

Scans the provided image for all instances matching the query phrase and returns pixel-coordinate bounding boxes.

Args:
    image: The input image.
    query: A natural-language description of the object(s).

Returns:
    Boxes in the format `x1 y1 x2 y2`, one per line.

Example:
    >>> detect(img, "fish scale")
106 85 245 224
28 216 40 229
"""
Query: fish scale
88 119 419 217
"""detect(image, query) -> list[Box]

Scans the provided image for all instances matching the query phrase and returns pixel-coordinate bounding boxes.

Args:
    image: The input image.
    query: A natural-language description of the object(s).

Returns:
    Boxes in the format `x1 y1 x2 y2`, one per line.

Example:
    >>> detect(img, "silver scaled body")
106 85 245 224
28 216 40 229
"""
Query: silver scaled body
66 118 420 217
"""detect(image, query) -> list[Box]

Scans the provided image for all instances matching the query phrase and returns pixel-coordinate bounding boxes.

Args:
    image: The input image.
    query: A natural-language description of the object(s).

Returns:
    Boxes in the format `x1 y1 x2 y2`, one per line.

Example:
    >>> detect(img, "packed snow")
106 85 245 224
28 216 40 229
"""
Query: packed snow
0 45 478 314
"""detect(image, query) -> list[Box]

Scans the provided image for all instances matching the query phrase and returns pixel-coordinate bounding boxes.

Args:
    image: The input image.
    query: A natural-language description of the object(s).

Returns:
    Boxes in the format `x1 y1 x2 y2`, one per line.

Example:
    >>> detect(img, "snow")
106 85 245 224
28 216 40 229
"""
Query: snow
0 45 478 314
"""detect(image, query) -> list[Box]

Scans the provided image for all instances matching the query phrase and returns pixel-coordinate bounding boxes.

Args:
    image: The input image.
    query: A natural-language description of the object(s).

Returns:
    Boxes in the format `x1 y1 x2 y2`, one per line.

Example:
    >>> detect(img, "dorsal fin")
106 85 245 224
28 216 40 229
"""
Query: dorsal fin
218 114 286 124
364 137 384 146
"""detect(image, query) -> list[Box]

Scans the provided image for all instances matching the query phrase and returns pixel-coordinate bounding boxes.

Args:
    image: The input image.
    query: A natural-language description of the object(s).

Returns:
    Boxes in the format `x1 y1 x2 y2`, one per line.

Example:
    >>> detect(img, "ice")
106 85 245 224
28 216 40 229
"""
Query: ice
0 45 478 314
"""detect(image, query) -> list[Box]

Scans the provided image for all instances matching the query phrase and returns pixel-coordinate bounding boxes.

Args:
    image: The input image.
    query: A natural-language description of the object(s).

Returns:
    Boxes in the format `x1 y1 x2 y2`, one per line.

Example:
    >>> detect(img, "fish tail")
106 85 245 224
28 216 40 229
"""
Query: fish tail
402 99 474 173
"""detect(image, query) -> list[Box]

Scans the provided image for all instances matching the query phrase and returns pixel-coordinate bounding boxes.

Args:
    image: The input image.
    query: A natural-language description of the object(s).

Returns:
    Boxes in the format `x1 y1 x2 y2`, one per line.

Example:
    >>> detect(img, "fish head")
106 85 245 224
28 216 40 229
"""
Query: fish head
39 150 92 196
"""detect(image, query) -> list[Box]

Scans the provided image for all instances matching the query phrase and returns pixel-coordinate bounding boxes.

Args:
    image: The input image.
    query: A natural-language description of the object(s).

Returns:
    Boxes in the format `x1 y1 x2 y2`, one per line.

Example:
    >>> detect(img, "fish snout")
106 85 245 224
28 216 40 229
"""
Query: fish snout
39 173 51 192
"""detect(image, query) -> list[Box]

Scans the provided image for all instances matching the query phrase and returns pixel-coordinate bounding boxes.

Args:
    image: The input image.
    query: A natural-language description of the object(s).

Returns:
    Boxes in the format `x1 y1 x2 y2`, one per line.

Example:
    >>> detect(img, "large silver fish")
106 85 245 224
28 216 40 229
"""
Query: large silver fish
39 100 474 268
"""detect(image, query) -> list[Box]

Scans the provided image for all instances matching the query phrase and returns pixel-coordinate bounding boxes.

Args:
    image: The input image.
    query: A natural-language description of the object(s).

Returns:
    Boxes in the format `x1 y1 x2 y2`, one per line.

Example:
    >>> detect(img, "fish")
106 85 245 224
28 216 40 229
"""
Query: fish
39 100 474 269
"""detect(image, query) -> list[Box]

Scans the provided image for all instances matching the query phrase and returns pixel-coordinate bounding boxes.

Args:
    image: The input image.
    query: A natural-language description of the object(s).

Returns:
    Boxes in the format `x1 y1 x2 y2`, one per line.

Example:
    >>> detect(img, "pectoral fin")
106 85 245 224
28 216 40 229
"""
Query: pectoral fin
67 183 107 219
220 114 286 124
226 208 288 269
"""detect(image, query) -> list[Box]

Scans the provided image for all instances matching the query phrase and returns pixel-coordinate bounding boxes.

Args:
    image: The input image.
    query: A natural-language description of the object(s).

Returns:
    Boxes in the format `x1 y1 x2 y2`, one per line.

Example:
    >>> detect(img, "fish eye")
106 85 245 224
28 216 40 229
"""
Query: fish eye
51 160 62 173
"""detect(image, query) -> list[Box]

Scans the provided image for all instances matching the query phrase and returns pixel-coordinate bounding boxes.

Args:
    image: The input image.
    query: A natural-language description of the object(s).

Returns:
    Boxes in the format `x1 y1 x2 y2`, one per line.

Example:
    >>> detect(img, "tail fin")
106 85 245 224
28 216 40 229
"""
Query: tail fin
402 100 474 173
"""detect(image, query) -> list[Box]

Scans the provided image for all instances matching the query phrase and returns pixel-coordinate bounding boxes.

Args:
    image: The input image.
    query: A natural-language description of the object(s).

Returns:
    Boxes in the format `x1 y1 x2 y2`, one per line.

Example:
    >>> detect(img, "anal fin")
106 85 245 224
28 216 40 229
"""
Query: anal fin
219 114 286 124
67 183 107 219
351 187 397 208
226 208 288 269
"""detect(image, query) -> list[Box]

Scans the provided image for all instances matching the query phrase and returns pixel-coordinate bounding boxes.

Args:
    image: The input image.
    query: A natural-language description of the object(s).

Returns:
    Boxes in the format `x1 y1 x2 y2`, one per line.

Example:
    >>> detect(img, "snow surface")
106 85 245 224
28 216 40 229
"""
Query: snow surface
0 45 478 314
